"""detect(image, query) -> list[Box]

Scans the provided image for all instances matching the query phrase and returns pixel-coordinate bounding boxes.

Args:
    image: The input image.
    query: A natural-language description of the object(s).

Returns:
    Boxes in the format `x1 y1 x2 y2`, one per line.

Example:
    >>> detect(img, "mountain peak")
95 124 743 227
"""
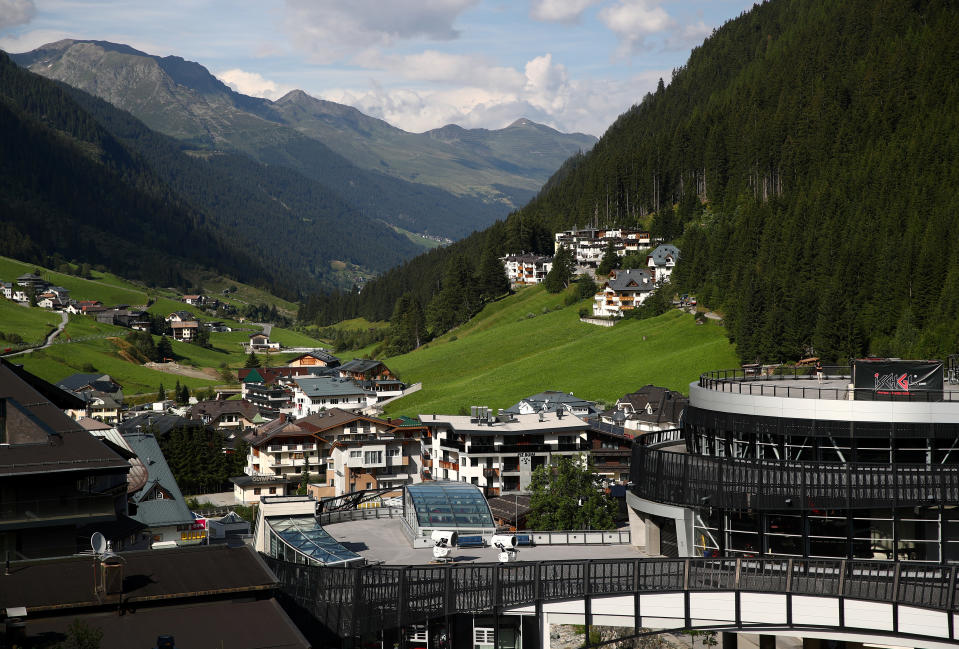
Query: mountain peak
508 118 536 128
276 89 312 104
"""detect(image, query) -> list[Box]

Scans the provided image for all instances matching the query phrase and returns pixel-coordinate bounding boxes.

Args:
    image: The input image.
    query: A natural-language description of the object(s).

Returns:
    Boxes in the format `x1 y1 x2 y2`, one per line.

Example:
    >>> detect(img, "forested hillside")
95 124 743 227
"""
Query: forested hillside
304 0 959 363
0 51 421 296
0 51 273 292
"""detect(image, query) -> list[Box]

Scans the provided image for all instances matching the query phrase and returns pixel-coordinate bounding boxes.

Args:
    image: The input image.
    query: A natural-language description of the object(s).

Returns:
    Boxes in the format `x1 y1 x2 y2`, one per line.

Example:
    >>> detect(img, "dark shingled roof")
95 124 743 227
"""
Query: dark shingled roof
614 384 688 424
189 398 261 422
605 268 654 292
22 598 309 649
297 407 388 434
338 358 386 374
117 412 205 438
0 544 276 611
0 360 129 478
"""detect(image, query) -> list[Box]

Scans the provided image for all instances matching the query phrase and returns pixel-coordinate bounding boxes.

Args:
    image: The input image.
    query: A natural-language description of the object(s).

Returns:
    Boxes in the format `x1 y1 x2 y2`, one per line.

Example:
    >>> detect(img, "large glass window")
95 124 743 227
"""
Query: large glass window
406 482 495 530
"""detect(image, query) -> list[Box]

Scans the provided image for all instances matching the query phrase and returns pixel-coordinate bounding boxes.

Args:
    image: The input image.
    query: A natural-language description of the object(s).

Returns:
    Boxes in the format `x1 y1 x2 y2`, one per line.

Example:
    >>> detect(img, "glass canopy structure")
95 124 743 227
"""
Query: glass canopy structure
266 515 363 566
403 481 496 540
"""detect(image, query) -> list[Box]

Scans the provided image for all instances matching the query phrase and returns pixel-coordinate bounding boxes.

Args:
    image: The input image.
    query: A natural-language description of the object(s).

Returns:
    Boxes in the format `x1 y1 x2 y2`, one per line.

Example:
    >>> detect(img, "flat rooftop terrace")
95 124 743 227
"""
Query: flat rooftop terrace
699 369 959 401
324 518 648 565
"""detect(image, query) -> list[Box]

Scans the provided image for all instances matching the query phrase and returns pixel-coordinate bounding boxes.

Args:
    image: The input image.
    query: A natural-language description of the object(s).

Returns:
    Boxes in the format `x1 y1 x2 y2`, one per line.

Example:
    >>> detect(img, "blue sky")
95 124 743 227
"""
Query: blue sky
0 0 755 136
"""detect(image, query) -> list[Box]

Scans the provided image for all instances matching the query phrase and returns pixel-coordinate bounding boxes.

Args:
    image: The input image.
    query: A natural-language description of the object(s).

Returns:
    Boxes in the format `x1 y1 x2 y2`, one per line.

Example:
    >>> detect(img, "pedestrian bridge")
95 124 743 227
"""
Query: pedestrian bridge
264 555 959 648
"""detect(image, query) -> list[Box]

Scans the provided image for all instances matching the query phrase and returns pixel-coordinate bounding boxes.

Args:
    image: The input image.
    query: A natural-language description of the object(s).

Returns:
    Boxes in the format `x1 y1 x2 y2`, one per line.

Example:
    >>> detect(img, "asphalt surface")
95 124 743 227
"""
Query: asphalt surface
325 518 648 565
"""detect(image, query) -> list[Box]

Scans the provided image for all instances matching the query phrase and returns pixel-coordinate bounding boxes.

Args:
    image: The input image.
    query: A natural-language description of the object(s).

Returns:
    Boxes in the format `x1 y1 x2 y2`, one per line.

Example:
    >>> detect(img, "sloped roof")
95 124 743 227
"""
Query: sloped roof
293 376 374 398
615 384 688 424
648 244 681 266
297 407 388 435
239 365 335 384
504 390 598 415
118 412 205 437
290 349 340 364
0 360 129 478
606 268 654 292
338 358 386 374
56 372 118 393
123 432 194 528
189 398 261 422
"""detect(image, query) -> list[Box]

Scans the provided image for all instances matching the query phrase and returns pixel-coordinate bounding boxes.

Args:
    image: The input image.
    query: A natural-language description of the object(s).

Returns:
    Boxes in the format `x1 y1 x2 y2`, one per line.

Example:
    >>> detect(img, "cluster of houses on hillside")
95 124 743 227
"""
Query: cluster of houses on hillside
500 232 681 318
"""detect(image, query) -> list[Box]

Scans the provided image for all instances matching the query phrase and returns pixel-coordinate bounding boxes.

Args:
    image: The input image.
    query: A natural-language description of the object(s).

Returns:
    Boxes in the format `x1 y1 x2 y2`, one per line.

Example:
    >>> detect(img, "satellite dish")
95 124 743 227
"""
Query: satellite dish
91 532 107 555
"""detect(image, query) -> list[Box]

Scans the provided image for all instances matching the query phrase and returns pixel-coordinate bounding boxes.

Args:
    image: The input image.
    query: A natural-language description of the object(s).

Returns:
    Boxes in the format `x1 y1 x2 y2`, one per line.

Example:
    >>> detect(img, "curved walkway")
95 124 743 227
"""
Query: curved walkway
264 555 959 647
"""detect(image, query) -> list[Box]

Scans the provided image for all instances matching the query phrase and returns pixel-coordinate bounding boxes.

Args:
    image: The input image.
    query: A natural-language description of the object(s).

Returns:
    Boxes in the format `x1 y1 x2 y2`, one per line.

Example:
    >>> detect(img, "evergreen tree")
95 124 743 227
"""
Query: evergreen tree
156 335 174 361
388 292 426 355
596 241 620 276
177 383 190 405
156 383 166 401
193 324 211 348
244 351 260 368
544 245 575 293
576 274 598 300
477 243 510 301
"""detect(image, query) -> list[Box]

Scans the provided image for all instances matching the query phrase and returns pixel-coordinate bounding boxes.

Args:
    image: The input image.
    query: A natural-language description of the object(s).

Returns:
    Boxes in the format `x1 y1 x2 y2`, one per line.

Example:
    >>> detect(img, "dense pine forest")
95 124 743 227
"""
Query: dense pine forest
303 0 959 363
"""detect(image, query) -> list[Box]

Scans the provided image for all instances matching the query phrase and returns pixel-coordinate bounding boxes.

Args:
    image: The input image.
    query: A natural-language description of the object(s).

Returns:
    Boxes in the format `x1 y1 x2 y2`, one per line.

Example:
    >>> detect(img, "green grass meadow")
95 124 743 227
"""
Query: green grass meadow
0 299 60 344
383 285 738 416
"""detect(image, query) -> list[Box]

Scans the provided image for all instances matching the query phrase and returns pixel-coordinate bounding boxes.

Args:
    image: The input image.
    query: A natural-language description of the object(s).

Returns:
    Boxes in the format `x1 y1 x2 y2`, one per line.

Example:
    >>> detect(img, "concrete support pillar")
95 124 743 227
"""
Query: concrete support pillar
540 612 551 649
645 516 661 556
722 632 738 649
759 634 776 649
627 504 647 549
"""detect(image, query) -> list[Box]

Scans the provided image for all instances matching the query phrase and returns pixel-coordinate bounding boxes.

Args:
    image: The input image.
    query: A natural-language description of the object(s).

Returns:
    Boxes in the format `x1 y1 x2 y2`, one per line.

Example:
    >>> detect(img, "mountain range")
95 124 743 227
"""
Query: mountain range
12 40 595 238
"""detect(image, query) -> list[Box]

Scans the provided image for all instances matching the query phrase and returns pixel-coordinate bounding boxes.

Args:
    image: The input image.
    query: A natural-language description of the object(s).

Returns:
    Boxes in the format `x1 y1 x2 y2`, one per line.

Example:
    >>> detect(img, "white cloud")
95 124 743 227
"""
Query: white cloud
283 0 479 64
216 68 293 100
529 0 602 23
0 0 34 32
599 0 673 55
317 53 665 137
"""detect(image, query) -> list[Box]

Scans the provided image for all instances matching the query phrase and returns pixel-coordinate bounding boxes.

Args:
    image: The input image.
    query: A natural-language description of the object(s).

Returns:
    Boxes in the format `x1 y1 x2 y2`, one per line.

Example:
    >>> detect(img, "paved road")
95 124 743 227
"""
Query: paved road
6 311 68 356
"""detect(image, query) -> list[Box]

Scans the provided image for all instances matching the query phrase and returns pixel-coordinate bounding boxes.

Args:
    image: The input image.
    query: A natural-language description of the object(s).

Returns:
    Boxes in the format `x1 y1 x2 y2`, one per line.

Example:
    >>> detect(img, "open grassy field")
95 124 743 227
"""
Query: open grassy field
0 256 148 305
0 299 61 345
383 285 738 417
16 338 221 396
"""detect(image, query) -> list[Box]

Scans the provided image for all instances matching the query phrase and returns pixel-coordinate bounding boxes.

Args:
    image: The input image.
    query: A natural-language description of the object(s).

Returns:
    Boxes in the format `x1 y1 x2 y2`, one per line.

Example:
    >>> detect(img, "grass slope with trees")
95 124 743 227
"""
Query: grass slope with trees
383 284 737 416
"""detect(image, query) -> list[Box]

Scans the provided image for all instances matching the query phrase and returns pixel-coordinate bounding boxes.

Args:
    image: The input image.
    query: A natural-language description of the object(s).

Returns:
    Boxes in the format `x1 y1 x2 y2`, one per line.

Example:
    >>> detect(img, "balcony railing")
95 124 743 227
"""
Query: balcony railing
438 460 459 471
630 444 959 511
468 445 496 454
439 438 465 451
483 468 500 478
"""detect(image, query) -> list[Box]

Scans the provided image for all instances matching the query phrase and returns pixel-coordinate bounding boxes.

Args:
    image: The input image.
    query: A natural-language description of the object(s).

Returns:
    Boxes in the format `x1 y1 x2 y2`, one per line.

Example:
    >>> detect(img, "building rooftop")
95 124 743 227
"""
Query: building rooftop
266 515 363 566
293 376 374 398
325 518 645 565
422 410 589 434
0 544 276 611
123 431 194 528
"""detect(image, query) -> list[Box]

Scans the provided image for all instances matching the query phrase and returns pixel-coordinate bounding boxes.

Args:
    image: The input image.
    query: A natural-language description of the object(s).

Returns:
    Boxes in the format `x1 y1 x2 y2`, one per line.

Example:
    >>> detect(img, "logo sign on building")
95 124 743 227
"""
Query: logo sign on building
852 359 943 400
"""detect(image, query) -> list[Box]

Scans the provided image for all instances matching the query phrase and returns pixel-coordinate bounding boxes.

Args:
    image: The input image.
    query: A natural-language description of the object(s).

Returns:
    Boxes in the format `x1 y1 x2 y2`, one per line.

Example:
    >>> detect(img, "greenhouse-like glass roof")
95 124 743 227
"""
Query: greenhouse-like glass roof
407 481 495 529
267 515 361 565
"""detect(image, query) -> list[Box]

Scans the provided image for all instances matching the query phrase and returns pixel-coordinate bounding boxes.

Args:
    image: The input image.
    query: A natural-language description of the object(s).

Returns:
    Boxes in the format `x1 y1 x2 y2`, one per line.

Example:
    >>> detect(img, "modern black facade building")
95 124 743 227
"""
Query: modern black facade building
628 362 959 562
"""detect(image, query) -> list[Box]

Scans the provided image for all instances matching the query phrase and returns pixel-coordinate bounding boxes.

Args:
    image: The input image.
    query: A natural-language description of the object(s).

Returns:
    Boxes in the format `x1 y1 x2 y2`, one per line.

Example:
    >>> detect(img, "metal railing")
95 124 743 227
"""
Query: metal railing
629 444 959 511
262 555 959 640
699 368 959 402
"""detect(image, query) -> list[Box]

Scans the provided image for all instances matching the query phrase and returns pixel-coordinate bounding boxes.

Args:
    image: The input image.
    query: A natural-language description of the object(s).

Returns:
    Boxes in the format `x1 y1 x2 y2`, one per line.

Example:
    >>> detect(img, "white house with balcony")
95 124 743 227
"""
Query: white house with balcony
593 268 655 317
501 253 553 285
284 376 376 417
647 244 680 282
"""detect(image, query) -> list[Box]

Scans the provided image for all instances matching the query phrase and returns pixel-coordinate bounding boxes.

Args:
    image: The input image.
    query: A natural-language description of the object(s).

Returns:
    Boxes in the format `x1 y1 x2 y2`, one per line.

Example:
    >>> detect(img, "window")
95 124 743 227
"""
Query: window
253 488 261 495
366 482 373 489
364 450 383 464
387 447 400 457
350 450 362 458
269 487 277 494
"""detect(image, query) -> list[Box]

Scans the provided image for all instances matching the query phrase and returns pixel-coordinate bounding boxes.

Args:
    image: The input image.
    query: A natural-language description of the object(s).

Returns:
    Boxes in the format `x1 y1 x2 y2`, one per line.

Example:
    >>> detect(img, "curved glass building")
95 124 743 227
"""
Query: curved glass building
628 361 959 562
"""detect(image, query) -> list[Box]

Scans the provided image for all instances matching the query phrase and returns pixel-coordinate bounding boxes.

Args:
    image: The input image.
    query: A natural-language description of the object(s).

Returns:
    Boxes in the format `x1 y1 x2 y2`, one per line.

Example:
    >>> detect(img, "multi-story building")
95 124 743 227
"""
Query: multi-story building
501 253 554 285
298 409 423 498
554 227 653 267
503 390 600 418
420 409 591 496
287 350 341 368
592 268 655 317
189 398 264 431
0 358 131 559
236 409 423 502
647 243 680 282
628 359 959 560
285 376 376 417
